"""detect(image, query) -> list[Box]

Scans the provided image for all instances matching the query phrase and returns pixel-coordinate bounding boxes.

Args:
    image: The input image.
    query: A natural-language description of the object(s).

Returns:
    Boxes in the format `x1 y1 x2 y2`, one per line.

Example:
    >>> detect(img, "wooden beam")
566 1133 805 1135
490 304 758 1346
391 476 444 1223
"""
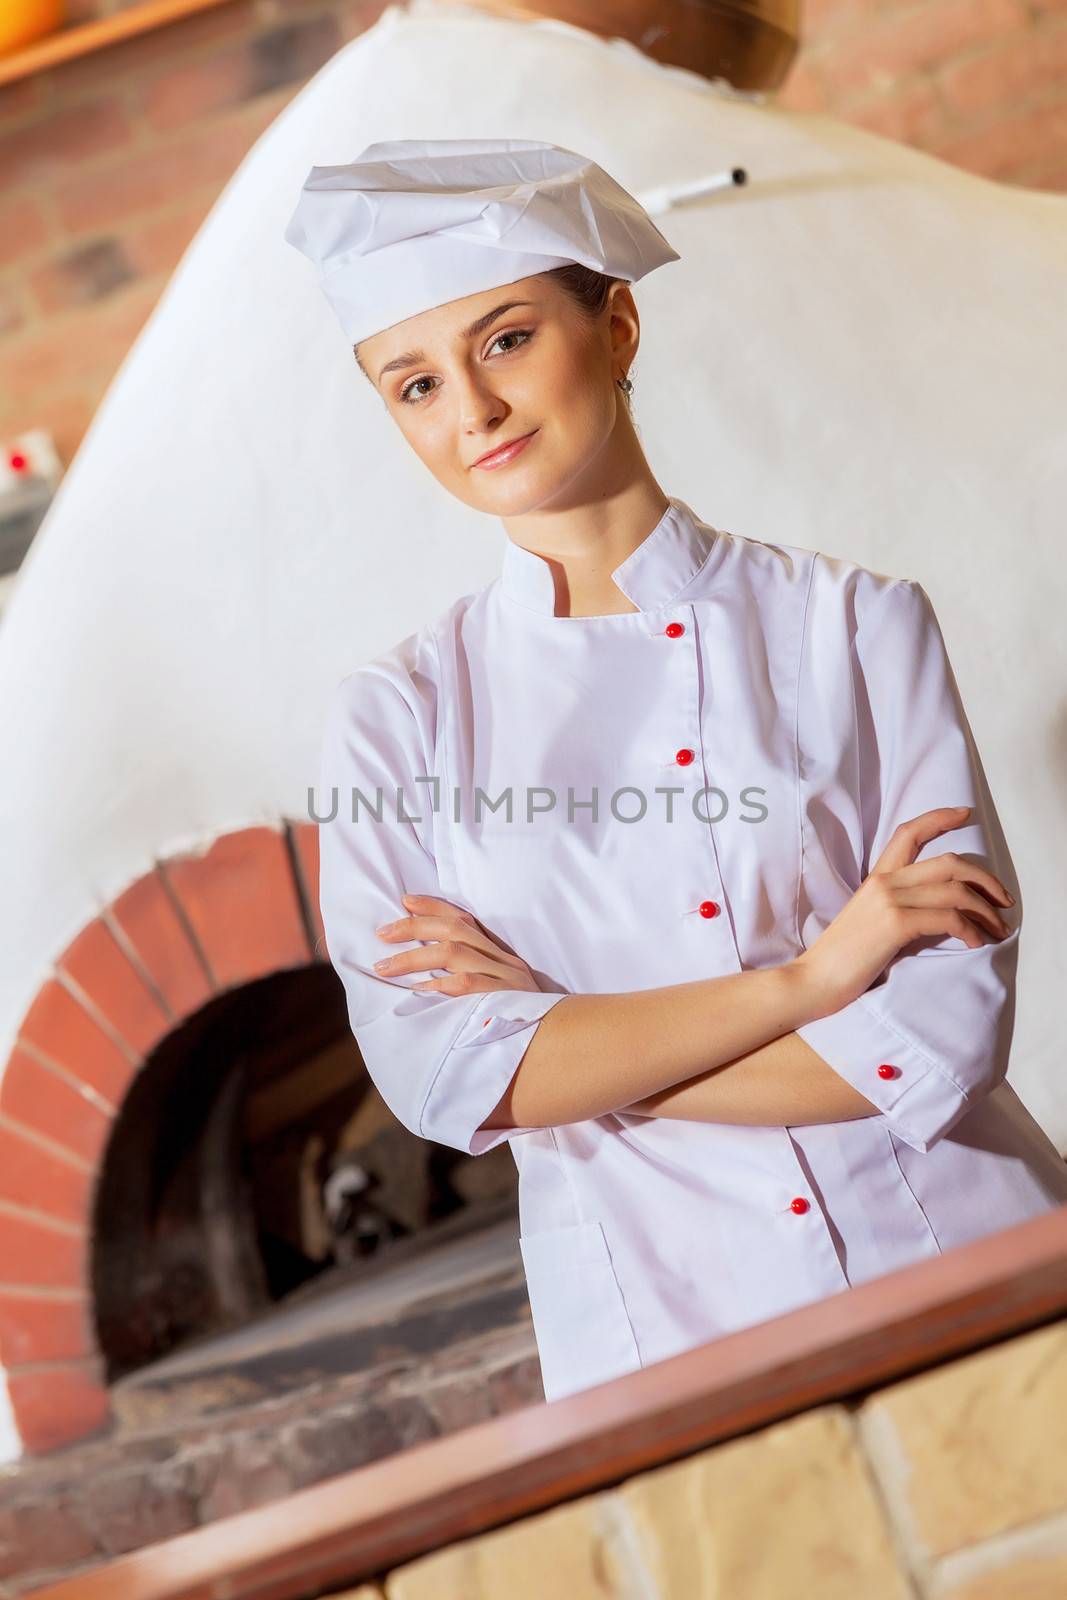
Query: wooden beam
30 1201 1067 1600
0 0 238 88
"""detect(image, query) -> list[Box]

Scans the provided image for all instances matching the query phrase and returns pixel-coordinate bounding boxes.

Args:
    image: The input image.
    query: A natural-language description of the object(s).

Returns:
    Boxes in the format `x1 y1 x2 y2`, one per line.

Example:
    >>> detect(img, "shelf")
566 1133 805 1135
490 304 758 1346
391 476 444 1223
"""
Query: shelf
0 0 238 88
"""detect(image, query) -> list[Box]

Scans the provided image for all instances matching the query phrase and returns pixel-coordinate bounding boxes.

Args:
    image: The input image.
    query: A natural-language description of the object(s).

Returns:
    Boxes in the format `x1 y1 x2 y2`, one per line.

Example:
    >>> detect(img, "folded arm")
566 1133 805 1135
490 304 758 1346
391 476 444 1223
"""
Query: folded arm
489 574 1021 1148
480 964 879 1131
320 639 876 1160
322 572 1019 1160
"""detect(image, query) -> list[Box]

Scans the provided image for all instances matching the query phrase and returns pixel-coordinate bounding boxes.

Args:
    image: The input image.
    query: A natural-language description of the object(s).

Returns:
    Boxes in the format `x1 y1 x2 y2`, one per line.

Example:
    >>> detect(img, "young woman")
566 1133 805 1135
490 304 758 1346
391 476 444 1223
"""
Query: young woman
291 138 1067 1403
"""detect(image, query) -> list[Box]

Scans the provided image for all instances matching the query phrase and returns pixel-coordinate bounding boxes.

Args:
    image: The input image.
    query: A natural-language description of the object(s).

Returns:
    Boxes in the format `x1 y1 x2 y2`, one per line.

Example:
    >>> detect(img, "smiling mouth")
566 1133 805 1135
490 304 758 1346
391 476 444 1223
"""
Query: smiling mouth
472 430 538 469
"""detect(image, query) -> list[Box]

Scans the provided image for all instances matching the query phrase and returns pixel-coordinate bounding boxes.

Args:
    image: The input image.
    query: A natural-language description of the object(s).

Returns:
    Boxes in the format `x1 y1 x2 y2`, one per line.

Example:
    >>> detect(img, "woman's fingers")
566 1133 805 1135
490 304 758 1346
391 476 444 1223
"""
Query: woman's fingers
892 881 1014 941
375 937 522 985
889 852 1013 908
372 893 542 996
870 806 973 876
377 907 517 966
895 907 994 951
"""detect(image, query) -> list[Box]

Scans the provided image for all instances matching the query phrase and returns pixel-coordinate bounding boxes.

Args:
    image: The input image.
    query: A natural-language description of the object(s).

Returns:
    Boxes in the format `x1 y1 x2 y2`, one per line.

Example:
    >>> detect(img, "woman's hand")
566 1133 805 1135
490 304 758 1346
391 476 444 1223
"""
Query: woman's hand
372 893 542 996
793 804 1016 1017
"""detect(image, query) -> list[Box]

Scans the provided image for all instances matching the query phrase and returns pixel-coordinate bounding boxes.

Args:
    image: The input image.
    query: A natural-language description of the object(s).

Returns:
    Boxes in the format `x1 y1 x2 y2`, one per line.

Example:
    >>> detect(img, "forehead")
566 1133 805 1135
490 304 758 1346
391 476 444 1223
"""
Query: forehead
361 275 555 376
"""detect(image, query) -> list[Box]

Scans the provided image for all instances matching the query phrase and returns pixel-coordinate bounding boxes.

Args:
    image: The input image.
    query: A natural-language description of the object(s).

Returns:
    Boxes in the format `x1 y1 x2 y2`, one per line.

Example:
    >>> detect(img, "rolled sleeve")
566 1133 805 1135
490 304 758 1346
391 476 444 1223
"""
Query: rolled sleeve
419 987 567 1154
316 649 567 1157
795 572 1021 1154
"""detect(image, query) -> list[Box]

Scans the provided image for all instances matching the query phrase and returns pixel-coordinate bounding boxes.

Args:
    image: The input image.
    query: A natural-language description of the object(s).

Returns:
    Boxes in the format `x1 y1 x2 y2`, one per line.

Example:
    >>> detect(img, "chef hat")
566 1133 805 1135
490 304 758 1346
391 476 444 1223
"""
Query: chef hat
283 136 683 348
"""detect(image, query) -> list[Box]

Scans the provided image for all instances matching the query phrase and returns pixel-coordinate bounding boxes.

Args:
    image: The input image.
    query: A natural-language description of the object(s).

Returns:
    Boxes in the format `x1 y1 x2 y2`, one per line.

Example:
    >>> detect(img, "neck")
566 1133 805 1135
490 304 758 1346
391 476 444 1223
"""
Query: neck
502 477 672 619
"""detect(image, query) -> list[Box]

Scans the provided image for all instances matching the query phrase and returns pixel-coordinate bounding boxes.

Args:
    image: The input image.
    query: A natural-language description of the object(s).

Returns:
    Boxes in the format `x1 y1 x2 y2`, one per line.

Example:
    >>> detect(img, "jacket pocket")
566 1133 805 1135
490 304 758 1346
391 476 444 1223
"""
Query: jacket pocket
519 1218 643 1401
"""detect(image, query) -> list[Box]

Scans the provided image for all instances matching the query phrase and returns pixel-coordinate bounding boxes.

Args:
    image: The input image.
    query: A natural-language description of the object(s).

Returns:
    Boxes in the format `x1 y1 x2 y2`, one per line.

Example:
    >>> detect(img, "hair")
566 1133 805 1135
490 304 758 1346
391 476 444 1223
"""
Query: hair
353 264 633 408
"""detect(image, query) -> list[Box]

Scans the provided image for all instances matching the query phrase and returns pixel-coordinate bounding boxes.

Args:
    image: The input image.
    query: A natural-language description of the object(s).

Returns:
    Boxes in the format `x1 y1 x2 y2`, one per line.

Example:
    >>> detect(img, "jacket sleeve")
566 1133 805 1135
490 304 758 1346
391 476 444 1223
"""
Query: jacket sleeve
316 645 567 1157
793 572 1022 1154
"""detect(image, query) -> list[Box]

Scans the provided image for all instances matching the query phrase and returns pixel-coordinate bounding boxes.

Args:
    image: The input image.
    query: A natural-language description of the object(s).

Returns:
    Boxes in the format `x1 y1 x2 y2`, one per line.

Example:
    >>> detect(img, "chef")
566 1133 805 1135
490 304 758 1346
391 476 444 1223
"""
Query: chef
288 138 1067 1403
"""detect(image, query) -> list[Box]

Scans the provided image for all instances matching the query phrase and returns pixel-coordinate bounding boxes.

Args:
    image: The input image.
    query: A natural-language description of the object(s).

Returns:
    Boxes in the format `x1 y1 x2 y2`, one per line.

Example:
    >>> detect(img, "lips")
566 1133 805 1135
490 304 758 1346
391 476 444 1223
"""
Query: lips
472 429 537 469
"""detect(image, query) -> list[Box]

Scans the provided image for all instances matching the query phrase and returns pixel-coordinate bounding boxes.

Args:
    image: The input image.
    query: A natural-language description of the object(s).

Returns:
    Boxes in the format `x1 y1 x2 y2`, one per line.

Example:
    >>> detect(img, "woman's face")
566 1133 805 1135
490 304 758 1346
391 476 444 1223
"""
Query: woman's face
356 273 640 516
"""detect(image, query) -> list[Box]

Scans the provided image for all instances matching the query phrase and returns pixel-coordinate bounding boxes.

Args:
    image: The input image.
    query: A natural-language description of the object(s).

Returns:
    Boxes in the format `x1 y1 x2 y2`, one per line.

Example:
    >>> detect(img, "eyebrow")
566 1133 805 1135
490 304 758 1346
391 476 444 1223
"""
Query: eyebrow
376 300 536 383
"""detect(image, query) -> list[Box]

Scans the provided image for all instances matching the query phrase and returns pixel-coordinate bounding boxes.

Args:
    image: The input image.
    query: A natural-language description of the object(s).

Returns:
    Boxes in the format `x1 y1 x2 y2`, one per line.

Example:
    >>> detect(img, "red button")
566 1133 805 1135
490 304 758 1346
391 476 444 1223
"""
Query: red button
665 621 685 638
8 450 28 473
877 1063 899 1079
676 748 695 766
790 1197 810 1215
698 900 720 918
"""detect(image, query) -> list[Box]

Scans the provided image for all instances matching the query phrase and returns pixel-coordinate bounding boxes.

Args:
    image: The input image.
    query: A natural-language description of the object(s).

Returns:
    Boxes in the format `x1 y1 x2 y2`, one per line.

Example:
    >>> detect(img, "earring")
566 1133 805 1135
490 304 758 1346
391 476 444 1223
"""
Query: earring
616 374 634 395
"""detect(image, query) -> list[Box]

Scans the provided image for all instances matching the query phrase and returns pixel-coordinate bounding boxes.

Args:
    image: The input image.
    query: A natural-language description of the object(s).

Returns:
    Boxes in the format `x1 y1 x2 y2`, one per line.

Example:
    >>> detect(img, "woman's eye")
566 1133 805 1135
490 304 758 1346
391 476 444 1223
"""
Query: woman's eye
398 375 436 405
488 328 533 358
398 328 534 406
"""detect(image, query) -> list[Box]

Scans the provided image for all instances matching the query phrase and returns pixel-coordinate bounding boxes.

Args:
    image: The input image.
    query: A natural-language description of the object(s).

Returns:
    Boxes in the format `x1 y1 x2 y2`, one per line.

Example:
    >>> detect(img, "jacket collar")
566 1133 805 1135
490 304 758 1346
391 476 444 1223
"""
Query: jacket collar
499 496 717 616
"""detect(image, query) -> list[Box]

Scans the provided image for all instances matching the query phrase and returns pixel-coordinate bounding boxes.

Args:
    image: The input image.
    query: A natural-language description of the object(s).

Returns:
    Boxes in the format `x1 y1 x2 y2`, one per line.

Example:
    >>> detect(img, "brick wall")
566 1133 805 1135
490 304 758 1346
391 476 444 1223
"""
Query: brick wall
778 0 1067 182
0 0 387 467
1 0 1065 469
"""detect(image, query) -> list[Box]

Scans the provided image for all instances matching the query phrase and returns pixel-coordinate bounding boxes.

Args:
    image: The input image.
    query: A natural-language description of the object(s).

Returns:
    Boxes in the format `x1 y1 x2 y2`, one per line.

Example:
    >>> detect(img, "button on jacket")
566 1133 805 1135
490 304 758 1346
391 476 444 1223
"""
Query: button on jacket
317 496 1067 1402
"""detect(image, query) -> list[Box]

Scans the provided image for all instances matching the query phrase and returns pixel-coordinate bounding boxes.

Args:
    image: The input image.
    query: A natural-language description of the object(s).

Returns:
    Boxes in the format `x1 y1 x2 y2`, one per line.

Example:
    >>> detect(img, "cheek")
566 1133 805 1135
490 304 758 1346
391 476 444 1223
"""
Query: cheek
396 409 451 466
530 348 608 430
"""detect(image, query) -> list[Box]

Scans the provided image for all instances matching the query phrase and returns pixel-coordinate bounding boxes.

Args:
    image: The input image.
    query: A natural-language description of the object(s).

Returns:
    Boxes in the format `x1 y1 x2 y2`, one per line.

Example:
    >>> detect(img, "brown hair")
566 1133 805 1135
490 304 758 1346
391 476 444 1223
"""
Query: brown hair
354 264 631 405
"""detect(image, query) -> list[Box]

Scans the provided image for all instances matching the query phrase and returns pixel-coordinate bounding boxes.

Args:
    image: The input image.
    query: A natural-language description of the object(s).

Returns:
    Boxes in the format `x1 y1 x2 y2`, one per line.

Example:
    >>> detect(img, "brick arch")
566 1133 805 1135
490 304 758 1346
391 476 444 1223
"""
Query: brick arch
0 821 323 1457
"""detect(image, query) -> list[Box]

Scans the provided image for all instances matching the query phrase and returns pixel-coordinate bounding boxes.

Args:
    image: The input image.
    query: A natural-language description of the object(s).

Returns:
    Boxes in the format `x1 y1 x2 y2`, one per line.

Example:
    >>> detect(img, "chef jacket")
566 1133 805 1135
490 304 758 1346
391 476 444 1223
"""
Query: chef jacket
316 495 1067 1403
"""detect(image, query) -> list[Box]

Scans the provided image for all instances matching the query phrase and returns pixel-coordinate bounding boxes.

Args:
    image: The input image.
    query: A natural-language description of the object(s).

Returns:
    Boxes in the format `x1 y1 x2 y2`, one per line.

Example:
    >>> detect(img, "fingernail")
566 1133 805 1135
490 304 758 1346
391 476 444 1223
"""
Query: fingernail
1005 893 1015 905
375 923 394 936
373 958 390 971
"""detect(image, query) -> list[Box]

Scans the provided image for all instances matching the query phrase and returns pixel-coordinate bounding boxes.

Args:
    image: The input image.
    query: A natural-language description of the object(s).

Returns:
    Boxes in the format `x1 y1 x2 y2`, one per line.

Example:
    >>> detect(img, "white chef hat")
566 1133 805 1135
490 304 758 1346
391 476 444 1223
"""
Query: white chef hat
283 136 684 348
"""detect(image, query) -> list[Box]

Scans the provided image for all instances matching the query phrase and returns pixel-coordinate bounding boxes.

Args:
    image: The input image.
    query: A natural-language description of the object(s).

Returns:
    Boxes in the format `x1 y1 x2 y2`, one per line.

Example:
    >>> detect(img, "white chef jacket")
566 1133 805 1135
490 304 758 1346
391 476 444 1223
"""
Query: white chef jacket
316 495 1067 1402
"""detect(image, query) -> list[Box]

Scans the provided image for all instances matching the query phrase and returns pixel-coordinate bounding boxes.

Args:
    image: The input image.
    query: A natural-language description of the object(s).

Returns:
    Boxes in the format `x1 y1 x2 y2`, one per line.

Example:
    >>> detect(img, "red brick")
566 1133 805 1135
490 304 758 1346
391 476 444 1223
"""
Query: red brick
76 1463 198 1551
124 188 218 277
0 76 44 126
0 1286 94 1366
54 107 268 236
0 1211 87 1290
802 0 876 29
141 41 254 132
8 1358 111 1456
109 868 214 1020
57 916 172 1059
0 280 25 339
0 1121 93 1227
0 1047 113 1166
46 0 257 94
231 81 297 142
0 193 50 268
777 54 833 113
2 278 159 398
938 25 1067 118
29 236 136 316
0 98 133 194
141 11 341 131
248 14 343 93
291 821 326 959
1012 145 1067 191
844 76 945 143
160 827 313 991
0 1490 98 1579
16 976 136 1108
929 96 1067 178
820 0 1025 100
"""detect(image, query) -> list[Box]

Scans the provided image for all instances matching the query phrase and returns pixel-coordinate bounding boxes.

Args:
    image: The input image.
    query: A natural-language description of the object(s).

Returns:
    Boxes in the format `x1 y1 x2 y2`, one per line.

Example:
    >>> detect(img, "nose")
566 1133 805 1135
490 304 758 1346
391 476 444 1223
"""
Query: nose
453 367 506 432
